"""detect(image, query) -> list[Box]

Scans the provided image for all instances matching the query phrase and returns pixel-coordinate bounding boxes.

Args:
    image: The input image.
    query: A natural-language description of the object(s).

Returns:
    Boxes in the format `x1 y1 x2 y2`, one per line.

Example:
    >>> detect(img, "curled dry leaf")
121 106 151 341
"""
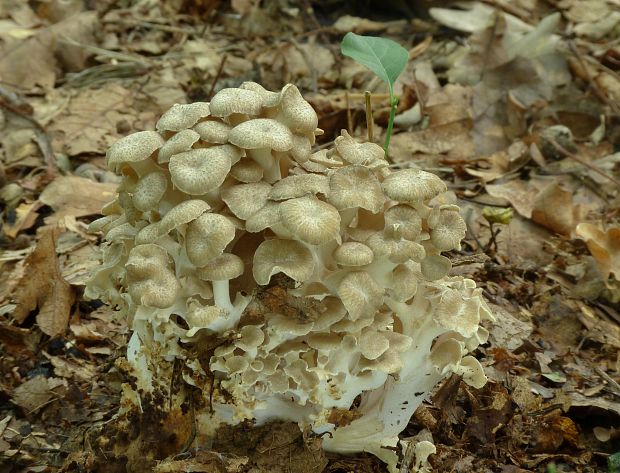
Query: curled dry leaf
576 223 620 280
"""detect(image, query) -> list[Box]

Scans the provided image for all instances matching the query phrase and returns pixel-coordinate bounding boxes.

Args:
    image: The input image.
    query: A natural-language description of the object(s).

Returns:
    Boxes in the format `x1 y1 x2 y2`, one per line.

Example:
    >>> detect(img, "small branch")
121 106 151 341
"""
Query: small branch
345 91 353 134
547 138 620 188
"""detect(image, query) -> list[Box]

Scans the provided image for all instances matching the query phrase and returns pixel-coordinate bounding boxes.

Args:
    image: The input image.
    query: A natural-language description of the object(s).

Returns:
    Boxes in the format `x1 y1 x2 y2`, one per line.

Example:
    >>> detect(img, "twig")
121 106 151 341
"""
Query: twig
547 138 620 188
594 366 620 398
345 91 352 134
207 54 228 100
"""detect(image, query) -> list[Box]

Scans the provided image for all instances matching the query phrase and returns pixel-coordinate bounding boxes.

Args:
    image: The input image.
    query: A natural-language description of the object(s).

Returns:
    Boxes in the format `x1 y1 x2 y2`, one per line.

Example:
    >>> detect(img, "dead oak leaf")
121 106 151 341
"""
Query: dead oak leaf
12 229 74 337
575 223 620 280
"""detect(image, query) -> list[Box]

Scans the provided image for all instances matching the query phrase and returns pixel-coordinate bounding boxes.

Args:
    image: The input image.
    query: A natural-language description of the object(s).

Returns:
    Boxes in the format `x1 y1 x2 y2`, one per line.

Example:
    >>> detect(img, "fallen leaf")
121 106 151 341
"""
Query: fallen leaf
12 229 74 337
12 376 66 414
39 176 116 222
531 182 579 236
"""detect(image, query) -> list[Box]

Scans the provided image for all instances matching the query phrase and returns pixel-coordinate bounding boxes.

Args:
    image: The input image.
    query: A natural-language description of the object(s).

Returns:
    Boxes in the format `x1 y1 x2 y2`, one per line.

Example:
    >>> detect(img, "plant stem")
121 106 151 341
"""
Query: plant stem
364 91 373 142
383 94 398 159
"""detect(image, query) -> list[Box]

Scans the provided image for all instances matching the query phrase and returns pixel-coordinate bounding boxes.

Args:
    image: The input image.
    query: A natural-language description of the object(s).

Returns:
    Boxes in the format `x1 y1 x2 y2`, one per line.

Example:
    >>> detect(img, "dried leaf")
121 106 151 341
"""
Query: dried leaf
576 223 620 279
12 230 74 337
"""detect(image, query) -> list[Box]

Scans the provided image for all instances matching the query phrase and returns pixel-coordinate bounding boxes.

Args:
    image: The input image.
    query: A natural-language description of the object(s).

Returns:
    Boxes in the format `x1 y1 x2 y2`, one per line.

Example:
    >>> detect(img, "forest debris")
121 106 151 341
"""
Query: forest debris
39 176 117 222
487 303 533 351
154 451 248 472
11 229 74 337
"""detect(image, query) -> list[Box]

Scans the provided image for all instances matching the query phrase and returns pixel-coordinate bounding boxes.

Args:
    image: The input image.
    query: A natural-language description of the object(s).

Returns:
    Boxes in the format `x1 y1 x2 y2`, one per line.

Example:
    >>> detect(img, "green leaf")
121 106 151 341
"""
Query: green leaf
341 32 409 94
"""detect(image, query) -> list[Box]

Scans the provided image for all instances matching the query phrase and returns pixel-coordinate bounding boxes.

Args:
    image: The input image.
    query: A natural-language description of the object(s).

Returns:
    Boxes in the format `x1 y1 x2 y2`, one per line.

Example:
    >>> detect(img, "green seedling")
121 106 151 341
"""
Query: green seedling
341 32 408 157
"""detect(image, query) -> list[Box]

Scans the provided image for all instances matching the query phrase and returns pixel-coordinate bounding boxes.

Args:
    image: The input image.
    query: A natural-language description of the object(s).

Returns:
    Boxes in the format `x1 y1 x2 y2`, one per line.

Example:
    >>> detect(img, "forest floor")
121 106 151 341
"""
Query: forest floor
0 0 619 472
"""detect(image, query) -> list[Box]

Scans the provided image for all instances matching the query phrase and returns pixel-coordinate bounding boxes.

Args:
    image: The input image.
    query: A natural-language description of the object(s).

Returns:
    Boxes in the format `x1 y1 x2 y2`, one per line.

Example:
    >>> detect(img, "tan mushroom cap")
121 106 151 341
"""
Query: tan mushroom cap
253 239 314 285
186 213 236 267
133 171 167 211
156 102 210 132
433 287 481 338
421 254 451 281
337 271 383 321
236 325 265 351
276 84 318 135
359 347 403 374
126 244 179 308
193 120 231 144
333 241 374 266
269 174 329 201
458 356 487 389
230 157 264 183
327 165 384 213
228 118 294 152
359 330 390 360
197 253 244 281
290 134 312 163
106 131 164 172
430 209 467 251
279 195 341 245
430 338 462 373
240 81 280 105
135 199 210 244
157 129 200 163
367 231 425 263
169 145 239 195
334 130 384 165
381 168 447 205
244 201 281 233
209 88 262 118
384 204 422 240
222 181 271 220
389 263 419 302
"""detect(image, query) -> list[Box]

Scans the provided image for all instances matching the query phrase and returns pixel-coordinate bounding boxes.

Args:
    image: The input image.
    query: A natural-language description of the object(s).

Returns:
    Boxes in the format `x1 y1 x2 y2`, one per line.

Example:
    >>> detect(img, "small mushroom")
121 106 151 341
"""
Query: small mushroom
253 239 314 285
186 213 236 267
279 195 341 245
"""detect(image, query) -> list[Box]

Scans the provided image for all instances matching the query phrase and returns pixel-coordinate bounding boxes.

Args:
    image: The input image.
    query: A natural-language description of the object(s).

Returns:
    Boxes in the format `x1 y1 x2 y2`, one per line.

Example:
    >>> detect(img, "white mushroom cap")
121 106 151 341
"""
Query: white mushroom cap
327 165 384 213
193 120 231 144
106 131 164 172
156 102 211 132
381 168 447 205
333 242 374 266
279 195 341 245
169 145 239 195
389 262 419 302
209 88 262 118
197 253 244 281
359 330 390 360
253 239 314 285
228 118 294 152
157 129 200 164
240 81 280 105
186 213 236 267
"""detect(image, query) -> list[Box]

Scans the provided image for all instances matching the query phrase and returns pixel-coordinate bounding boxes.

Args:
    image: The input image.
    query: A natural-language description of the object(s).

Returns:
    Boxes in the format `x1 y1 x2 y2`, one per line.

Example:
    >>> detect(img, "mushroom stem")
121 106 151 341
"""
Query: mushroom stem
212 279 234 314
248 148 280 183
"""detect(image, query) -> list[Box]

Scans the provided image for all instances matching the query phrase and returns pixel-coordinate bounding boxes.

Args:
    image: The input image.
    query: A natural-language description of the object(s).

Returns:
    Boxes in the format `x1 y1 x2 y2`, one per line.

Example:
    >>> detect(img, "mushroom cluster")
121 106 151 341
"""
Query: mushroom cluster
86 83 493 472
